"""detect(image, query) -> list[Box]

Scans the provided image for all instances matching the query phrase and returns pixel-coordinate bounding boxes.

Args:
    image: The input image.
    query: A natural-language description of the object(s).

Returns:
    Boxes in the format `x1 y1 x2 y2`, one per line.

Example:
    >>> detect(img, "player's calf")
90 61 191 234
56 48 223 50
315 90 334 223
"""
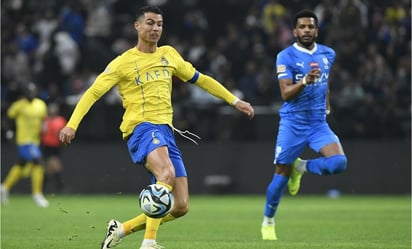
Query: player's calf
324 155 347 175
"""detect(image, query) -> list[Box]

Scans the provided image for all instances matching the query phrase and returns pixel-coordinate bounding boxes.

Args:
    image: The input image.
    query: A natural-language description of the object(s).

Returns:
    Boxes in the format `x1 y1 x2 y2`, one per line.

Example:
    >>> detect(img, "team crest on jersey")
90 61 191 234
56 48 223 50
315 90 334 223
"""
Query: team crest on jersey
277 65 286 73
160 56 169 66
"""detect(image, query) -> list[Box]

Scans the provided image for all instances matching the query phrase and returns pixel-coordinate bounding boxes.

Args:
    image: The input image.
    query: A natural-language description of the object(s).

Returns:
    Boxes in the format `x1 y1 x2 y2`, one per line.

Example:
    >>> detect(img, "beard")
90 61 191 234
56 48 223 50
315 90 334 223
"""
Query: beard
297 35 316 48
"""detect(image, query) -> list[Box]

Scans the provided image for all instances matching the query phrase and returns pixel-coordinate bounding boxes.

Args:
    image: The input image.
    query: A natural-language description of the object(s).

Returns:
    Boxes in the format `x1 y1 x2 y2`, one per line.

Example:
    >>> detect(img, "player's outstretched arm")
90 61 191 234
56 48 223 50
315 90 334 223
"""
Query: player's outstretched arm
194 73 254 119
59 127 76 145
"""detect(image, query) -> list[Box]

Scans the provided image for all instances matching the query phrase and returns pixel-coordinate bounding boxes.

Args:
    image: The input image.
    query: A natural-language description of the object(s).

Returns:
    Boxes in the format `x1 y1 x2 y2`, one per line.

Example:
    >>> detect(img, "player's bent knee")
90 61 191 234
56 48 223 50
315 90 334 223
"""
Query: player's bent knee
171 199 189 217
326 155 347 175
172 205 189 218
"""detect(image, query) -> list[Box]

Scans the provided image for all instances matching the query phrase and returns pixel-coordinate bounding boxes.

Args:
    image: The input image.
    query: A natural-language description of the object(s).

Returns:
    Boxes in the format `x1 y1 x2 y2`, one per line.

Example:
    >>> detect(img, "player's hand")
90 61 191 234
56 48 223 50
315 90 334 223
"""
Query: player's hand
305 68 321 84
59 127 76 145
234 100 255 119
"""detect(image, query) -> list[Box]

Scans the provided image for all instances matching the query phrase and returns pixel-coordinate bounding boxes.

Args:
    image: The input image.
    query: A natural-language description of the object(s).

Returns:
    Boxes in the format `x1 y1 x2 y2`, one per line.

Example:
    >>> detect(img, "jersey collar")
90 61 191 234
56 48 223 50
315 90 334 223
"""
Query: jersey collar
293 42 318 55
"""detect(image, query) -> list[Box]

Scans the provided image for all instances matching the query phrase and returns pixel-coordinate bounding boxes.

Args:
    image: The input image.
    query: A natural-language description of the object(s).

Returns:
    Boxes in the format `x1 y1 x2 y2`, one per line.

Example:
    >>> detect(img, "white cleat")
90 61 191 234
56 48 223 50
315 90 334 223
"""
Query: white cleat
1 185 9 205
32 194 49 208
101 219 122 249
140 242 164 249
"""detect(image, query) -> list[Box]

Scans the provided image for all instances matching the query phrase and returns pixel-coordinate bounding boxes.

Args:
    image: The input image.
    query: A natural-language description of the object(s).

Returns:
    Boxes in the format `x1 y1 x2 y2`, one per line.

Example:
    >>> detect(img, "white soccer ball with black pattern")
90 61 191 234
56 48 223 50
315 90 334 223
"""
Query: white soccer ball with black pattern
139 184 174 218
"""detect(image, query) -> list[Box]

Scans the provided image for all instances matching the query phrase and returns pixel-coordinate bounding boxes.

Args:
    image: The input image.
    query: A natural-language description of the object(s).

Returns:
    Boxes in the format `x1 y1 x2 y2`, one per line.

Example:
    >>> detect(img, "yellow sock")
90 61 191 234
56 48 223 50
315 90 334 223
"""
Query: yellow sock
123 214 147 234
123 212 177 236
156 181 172 191
31 165 45 194
161 213 176 224
156 181 175 224
144 216 162 240
2 164 23 190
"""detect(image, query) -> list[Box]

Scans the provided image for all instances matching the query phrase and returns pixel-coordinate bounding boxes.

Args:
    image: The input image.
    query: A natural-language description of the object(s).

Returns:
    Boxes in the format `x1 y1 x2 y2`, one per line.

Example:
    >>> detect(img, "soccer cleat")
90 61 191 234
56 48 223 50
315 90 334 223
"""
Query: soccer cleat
288 158 304 195
1 185 9 205
288 158 304 196
101 219 122 249
140 242 164 249
261 224 277 240
32 193 49 208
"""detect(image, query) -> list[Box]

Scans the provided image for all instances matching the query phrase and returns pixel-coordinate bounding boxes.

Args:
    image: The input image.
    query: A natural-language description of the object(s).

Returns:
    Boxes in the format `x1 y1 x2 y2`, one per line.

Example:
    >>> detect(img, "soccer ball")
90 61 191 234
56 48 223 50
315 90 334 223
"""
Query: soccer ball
139 184 174 218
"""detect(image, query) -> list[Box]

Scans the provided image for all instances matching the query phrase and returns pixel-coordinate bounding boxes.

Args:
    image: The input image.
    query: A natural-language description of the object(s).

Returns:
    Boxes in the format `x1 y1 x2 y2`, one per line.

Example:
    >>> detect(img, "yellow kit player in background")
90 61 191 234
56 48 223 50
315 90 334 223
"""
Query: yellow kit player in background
1 83 49 208
59 5 255 249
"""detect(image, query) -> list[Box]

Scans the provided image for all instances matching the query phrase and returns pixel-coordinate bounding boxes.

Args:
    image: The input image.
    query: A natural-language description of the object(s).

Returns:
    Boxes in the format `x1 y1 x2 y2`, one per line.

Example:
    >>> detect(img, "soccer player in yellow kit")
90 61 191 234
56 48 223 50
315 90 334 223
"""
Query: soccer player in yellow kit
59 6 255 249
1 83 49 208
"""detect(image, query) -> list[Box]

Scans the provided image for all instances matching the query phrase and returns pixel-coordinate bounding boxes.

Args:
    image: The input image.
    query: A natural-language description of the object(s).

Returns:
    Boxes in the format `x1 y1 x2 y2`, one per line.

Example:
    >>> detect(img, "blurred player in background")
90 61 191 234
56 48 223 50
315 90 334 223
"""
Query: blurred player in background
59 5 254 249
42 102 67 193
261 9 347 240
1 83 49 208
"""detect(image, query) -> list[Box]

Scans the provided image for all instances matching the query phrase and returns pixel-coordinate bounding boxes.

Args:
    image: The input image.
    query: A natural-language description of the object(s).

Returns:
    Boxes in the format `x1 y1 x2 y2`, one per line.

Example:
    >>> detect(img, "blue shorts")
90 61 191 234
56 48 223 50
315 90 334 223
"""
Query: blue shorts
127 122 187 179
18 144 42 161
274 116 340 165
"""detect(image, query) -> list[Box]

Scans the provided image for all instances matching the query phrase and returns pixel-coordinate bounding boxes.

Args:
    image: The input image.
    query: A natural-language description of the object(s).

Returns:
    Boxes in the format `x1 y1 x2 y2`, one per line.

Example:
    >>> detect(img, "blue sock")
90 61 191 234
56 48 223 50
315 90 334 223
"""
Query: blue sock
307 155 347 176
264 173 289 217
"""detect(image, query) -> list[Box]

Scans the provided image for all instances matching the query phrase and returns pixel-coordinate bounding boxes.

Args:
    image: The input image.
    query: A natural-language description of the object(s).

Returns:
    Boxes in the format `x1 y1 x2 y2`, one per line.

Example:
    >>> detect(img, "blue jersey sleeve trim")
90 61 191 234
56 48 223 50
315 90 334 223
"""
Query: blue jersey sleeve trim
188 71 199 84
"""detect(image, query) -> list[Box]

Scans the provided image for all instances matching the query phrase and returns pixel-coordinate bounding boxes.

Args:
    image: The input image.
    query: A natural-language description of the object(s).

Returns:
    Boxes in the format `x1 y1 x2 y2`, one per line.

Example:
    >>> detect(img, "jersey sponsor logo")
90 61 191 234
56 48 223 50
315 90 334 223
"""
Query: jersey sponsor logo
135 68 172 85
277 65 286 73
135 76 143 85
295 73 329 84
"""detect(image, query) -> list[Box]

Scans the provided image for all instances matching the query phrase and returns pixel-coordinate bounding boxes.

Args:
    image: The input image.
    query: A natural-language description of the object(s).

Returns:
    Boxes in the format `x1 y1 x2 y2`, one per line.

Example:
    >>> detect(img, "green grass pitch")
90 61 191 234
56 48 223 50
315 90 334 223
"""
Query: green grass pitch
1 194 410 249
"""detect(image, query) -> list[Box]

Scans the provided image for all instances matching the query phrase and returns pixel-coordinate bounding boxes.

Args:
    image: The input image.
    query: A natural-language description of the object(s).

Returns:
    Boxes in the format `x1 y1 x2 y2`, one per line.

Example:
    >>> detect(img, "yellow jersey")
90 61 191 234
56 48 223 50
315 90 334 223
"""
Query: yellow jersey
67 45 238 139
7 98 47 145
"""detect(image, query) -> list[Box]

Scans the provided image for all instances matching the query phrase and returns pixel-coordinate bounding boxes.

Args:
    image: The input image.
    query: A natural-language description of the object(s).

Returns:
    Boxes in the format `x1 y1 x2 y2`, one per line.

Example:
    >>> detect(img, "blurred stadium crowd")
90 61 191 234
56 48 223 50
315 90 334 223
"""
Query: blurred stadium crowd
1 0 410 141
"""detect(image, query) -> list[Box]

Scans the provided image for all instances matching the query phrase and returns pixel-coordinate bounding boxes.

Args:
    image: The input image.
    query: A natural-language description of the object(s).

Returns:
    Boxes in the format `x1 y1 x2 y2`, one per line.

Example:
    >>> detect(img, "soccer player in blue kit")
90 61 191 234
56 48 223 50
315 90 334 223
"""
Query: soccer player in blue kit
261 9 347 240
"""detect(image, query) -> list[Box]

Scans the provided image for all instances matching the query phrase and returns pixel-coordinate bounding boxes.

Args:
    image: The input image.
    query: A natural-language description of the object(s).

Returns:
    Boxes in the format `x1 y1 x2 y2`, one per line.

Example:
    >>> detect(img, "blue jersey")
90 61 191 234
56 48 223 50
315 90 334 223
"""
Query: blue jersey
276 43 335 118
273 43 339 164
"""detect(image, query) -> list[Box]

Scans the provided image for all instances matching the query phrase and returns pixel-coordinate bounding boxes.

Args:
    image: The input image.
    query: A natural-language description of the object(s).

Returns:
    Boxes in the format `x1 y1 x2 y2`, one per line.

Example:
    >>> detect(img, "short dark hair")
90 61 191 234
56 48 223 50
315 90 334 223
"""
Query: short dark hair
293 9 318 28
136 6 163 21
